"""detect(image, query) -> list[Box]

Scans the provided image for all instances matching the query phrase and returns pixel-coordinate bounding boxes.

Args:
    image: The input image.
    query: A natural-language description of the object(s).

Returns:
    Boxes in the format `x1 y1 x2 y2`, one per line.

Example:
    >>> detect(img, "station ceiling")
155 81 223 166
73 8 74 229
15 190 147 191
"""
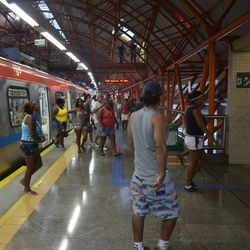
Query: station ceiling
0 0 249 93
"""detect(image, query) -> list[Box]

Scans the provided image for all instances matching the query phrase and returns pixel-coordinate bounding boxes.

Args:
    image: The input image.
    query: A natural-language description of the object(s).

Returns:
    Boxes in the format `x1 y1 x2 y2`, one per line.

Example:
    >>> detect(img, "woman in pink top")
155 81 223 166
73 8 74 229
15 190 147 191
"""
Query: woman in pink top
121 99 130 129
97 99 121 156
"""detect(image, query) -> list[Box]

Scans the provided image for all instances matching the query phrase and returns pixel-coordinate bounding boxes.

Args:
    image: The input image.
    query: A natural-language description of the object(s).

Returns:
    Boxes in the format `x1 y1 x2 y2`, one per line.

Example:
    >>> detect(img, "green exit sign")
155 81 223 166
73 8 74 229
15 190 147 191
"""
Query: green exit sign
236 73 250 88
34 39 46 46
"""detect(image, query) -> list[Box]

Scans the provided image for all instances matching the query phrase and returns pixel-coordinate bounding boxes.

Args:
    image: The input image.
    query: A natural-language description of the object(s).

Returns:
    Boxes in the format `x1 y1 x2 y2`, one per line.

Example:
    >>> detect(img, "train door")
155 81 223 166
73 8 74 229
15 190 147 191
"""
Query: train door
39 87 50 147
66 91 72 110
66 91 73 129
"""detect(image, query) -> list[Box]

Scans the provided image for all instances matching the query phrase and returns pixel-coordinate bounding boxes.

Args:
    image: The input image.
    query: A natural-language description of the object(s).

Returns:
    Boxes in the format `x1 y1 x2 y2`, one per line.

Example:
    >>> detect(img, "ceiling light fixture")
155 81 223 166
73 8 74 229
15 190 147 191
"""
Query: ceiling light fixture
41 31 66 51
0 0 39 27
66 52 80 63
78 62 88 71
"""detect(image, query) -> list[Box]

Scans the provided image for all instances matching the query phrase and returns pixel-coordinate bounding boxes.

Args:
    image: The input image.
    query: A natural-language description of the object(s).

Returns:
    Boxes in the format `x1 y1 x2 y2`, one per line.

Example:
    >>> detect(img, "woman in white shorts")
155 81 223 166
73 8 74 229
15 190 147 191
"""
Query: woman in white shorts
183 91 214 192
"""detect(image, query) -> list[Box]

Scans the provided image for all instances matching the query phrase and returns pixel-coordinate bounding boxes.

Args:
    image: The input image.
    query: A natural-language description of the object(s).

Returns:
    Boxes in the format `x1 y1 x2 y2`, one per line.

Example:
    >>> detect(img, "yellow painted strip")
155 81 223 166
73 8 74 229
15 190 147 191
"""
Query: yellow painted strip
0 144 55 189
40 144 55 157
0 166 26 189
0 143 77 248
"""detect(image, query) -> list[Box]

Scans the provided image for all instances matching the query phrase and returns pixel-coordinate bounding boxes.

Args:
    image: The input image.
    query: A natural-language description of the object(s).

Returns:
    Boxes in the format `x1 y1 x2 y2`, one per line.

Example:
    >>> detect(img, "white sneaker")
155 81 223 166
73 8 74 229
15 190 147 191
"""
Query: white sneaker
103 145 109 151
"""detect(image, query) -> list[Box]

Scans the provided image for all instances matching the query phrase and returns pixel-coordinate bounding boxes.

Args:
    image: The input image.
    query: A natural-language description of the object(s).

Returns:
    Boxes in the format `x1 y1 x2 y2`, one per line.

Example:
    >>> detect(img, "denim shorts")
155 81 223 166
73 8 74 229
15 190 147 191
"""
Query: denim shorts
99 127 115 137
20 141 39 157
56 122 67 134
87 125 92 133
131 173 180 219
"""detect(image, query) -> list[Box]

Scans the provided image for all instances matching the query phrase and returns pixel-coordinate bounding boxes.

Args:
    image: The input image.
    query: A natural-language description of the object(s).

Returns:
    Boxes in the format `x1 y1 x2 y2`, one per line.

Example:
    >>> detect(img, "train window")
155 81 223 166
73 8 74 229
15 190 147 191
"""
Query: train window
7 87 29 127
55 91 64 100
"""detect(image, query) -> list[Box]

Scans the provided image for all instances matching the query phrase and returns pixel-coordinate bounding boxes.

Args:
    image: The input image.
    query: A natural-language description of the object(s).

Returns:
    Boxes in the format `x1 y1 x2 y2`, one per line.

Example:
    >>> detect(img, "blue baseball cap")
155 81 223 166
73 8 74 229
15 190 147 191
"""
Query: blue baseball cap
143 82 162 96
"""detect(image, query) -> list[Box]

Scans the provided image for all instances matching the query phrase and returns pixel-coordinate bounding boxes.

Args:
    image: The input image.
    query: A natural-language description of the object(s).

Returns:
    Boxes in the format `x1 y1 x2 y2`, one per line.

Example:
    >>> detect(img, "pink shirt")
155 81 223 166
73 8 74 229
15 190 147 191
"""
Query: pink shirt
122 104 129 114
101 107 116 128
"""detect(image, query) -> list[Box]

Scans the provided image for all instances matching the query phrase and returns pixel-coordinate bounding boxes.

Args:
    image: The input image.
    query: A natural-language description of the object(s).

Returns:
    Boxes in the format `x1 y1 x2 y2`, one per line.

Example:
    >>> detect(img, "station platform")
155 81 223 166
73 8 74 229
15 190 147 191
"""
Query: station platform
0 128 250 249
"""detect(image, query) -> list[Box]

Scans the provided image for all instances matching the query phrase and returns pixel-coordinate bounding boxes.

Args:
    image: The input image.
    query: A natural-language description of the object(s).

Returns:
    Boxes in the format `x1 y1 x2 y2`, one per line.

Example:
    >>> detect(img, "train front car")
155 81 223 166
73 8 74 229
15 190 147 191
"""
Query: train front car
0 57 88 180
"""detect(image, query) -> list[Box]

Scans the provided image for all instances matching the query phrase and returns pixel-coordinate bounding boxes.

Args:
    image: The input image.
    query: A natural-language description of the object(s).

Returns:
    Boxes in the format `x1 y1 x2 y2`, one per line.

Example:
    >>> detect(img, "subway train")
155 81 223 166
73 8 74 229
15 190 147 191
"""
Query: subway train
0 56 88 180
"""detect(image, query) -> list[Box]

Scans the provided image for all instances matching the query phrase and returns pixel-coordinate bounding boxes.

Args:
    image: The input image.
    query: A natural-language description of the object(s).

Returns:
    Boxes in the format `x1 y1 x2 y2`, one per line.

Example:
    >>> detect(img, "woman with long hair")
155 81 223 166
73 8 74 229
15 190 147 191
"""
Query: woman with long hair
68 97 90 153
20 101 45 195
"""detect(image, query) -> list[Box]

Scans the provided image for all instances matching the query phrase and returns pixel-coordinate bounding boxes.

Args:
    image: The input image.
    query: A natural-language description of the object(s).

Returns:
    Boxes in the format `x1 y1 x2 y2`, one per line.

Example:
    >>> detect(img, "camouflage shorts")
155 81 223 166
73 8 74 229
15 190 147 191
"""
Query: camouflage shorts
131 173 180 219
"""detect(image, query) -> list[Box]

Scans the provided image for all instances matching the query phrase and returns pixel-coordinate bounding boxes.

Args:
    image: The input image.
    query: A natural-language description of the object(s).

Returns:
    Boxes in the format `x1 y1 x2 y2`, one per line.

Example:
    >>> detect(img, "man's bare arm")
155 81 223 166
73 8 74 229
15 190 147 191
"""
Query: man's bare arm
151 112 167 191
127 113 135 149
92 103 104 114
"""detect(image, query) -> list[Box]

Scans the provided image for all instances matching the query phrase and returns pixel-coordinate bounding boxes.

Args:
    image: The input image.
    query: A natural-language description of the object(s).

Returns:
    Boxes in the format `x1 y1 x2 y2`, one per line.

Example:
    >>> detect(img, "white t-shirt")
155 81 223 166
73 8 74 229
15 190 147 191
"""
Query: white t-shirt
91 101 102 124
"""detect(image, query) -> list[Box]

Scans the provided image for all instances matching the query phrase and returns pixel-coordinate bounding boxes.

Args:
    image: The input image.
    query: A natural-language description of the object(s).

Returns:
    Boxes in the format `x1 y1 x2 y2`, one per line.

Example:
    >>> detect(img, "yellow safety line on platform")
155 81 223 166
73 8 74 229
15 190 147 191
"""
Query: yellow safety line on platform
0 144 77 249
40 144 55 157
0 166 26 189
0 144 55 189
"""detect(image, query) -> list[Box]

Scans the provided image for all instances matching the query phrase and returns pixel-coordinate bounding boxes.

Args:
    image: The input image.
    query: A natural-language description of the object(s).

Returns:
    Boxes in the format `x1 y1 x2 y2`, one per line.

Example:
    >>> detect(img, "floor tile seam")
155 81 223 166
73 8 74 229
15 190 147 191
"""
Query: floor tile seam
0 144 77 248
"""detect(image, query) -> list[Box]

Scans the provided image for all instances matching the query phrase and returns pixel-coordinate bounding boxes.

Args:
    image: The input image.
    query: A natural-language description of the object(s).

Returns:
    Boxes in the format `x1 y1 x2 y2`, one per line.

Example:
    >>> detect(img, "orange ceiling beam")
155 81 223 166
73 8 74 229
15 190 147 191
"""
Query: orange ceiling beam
164 11 250 71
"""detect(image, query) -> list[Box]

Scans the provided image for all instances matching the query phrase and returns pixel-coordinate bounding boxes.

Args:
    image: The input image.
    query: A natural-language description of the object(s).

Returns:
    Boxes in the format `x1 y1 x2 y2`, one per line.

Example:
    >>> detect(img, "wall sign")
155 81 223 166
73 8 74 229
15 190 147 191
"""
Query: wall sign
236 73 250 88
34 39 46 46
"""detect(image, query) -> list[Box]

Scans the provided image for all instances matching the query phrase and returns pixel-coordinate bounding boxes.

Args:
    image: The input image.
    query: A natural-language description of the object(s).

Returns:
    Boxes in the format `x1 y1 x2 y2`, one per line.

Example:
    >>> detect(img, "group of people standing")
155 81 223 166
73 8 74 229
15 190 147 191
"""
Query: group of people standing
118 41 137 64
19 82 213 250
19 93 123 195
114 98 143 130
52 93 122 156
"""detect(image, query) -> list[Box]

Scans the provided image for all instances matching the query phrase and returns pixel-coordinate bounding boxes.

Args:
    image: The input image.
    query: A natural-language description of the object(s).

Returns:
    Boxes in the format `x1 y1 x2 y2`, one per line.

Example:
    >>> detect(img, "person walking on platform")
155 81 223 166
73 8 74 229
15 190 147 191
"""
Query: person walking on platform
97 99 121 156
91 93 104 147
183 90 214 192
114 98 122 123
68 97 89 153
53 98 68 149
20 101 45 195
128 82 179 250
121 99 130 130
83 94 94 147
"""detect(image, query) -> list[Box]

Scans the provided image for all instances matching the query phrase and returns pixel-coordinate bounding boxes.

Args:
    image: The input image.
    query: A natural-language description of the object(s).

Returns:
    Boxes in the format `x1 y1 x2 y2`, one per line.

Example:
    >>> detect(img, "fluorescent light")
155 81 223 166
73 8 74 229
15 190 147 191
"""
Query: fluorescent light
87 72 97 89
66 52 80 63
0 1 39 27
41 31 66 51
78 62 88 71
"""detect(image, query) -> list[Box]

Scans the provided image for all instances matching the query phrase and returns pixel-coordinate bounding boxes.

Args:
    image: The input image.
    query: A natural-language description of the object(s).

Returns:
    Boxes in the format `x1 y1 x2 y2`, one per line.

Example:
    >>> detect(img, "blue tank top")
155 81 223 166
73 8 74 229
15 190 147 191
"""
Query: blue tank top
20 114 36 142
130 108 158 178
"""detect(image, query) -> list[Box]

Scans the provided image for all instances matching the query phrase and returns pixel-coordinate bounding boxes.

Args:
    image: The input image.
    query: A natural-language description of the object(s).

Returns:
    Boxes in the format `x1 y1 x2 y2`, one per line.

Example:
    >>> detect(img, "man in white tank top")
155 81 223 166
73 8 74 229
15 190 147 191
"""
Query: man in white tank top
91 93 104 146
128 82 179 250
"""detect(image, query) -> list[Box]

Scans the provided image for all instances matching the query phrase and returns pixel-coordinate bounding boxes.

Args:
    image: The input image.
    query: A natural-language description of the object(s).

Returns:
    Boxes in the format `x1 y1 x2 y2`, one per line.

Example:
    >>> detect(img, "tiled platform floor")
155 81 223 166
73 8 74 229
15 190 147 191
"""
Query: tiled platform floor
1 129 250 250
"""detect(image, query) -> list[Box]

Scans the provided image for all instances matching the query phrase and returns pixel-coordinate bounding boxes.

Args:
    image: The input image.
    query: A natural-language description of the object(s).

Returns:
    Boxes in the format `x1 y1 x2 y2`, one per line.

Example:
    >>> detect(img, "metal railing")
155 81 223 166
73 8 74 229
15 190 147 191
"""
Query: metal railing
165 107 227 151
